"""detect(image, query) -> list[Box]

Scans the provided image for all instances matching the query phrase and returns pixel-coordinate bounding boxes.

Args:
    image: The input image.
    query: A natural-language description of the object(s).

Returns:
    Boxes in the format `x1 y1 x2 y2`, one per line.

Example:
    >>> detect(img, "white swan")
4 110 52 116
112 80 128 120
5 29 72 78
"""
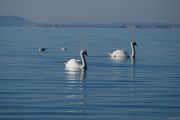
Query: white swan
65 50 88 70
108 42 137 59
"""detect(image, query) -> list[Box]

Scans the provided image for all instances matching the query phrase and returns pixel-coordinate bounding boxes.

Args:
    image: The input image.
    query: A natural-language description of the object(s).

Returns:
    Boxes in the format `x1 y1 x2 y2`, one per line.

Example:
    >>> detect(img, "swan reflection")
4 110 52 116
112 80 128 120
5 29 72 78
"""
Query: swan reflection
109 56 136 79
65 69 87 80
131 57 136 64
64 69 87 117
110 56 127 62
110 56 136 64
130 60 136 78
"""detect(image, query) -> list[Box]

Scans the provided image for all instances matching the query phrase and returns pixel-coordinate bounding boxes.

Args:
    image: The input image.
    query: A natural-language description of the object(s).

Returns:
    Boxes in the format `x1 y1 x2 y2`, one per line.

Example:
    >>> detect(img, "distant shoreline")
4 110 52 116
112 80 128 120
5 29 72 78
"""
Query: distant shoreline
0 16 180 29
33 23 180 29
1 23 180 29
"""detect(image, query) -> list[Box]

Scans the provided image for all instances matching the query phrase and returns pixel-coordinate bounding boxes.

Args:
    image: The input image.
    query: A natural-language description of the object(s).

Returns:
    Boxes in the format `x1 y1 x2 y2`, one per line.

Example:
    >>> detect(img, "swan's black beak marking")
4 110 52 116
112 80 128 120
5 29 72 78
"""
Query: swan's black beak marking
134 42 137 46
84 51 88 56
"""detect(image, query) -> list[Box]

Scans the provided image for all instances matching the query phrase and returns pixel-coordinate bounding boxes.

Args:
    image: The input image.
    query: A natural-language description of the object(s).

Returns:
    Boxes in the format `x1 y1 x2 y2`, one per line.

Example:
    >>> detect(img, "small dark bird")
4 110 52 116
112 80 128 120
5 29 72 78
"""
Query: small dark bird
39 48 46 52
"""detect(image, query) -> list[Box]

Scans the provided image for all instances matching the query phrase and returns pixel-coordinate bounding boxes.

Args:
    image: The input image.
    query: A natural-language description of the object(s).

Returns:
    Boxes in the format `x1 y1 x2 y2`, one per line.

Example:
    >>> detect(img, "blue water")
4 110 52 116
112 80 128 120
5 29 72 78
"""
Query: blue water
0 27 180 120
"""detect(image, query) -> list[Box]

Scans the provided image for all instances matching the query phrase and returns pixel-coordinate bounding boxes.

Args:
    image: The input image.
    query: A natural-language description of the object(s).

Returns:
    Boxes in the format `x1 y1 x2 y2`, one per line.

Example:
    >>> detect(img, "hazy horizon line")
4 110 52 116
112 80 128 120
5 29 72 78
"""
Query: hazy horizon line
1 15 180 25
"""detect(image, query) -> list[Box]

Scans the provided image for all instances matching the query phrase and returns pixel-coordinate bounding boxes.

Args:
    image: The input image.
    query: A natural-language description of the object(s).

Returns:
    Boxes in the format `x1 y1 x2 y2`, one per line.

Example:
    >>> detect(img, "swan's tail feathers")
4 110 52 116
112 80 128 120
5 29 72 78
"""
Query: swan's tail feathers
64 62 67 67
107 53 112 56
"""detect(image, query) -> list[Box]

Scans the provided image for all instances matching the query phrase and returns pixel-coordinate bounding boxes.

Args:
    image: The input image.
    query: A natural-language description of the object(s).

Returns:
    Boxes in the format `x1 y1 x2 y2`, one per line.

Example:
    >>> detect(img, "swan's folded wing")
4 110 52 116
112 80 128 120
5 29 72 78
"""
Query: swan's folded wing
66 59 80 64
65 59 82 69
113 50 128 57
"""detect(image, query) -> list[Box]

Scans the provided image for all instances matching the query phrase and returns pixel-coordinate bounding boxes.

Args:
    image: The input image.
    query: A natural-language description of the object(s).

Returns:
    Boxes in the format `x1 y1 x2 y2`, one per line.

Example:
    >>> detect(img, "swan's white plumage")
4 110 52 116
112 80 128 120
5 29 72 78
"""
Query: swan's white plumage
108 50 128 57
65 59 82 70
108 42 137 60
65 50 88 71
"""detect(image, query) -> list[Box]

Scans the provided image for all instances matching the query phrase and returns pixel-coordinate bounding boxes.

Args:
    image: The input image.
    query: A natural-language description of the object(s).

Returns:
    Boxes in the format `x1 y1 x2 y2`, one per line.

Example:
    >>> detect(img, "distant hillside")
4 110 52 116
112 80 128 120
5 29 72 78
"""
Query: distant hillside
0 16 33 26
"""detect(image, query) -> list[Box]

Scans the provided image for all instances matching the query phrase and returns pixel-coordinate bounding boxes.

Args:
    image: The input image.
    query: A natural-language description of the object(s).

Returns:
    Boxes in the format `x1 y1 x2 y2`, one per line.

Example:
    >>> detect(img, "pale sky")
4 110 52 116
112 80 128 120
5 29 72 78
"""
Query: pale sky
0 0 180 24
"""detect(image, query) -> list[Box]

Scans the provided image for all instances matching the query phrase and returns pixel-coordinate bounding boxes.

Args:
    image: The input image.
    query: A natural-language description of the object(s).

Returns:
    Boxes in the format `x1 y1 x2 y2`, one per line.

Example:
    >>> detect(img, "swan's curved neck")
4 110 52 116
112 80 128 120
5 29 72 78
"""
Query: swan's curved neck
80 53 87 69
131 44 136 58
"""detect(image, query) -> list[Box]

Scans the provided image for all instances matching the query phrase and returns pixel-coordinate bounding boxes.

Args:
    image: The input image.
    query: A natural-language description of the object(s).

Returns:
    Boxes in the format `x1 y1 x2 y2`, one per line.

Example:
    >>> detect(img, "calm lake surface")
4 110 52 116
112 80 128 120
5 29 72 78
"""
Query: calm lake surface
0 27 180 120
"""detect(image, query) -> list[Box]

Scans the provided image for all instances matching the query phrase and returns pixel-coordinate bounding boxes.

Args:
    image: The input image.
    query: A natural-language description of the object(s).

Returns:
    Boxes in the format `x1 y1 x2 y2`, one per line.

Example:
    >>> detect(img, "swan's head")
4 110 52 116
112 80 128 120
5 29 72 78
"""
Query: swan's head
80 50 88 57
131 42 137 47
